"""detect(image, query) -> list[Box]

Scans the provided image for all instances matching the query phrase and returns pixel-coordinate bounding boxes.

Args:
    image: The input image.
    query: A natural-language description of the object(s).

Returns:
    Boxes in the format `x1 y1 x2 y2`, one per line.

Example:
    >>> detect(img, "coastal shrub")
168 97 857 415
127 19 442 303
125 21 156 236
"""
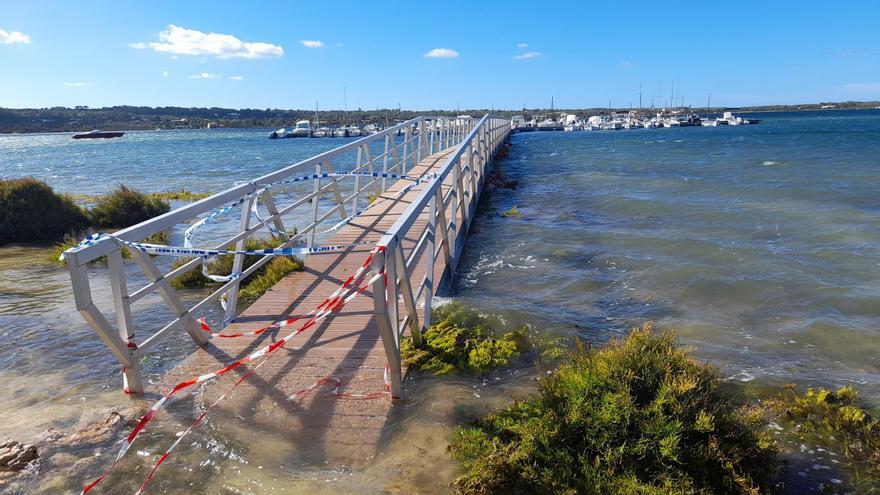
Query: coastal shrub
0 178 89 244
448 324 780 495
146 189 211 202
88 185 170 228
770 385 880 490
401 303 529 375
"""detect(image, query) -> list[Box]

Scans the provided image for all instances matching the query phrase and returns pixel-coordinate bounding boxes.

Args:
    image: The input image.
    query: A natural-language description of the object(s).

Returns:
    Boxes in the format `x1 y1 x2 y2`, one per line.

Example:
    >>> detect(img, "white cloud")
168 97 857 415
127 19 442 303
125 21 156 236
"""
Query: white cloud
62 82 93 87
517 42 528 48
300 40 325 48
513 51 542 60
0 28 30 44
424 48 459 59
227 75 244 80
162 70 169 77
135 25 283 59
129 42 147 49
617 60 635 69
188 72 221 79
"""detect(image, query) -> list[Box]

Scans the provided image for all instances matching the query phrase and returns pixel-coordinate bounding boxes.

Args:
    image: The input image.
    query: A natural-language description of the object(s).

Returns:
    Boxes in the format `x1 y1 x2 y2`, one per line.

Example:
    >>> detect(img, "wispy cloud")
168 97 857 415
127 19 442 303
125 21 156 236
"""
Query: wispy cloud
62 82 93 87
0 28 30 44
424 48 459 59
162 70 169 77
513 51 542 60
187 72 221 79
517 42 528 48
300 40 325 48
129 42 147 49
616 60 636 69
227 75 244 81
132 25 283 59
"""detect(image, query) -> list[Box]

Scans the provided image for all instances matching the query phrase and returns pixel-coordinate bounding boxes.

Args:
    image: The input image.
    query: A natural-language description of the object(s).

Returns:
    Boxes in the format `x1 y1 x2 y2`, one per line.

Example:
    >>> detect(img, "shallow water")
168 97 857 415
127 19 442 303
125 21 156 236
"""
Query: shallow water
1 112 879 492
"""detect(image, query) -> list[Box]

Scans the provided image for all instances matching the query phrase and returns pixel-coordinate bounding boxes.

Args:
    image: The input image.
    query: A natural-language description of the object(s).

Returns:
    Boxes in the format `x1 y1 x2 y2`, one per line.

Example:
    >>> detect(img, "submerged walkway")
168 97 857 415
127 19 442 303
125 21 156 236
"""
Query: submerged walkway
161 147 461 465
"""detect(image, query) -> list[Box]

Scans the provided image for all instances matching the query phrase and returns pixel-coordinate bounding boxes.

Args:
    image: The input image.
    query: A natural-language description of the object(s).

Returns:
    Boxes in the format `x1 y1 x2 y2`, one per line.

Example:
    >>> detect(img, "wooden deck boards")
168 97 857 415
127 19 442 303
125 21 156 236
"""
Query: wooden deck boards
159 147 462 466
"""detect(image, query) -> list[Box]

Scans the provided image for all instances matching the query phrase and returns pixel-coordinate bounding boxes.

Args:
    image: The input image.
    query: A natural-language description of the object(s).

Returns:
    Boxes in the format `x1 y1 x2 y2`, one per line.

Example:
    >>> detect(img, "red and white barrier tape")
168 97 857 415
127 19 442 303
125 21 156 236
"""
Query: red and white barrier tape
82 246 388 494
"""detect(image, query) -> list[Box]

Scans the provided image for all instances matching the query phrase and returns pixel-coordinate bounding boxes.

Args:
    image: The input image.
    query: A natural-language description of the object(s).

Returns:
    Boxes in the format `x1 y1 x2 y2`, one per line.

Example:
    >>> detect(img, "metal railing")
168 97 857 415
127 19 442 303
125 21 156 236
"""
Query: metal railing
370 115 511 397
63 115 482 394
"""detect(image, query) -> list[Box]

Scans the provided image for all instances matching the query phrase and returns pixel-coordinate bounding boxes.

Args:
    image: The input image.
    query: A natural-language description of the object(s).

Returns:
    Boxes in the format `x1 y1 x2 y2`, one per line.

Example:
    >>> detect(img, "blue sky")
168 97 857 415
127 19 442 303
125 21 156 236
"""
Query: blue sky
1 0 879 110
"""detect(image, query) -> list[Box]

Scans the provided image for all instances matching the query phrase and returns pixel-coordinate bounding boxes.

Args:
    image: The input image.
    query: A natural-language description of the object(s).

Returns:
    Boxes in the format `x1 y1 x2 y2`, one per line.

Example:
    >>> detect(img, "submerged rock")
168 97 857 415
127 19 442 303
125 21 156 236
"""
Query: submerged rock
0 440 38 472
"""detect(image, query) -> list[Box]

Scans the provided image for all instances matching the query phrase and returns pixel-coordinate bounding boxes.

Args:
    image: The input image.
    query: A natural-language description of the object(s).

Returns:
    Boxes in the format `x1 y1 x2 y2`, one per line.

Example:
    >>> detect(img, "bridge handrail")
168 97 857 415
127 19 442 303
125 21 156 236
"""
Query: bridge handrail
64 114 481 394
368 114 512 396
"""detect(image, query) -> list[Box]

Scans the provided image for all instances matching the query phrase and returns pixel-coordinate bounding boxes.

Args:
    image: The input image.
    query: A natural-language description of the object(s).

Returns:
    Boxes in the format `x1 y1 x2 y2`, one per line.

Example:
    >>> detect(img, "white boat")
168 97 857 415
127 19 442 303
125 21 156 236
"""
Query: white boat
701 119 718 127
290 120 312 137
348 126 363 137
311 127 329 138
268 128 288 139
564 123 581 132
333 127 348 137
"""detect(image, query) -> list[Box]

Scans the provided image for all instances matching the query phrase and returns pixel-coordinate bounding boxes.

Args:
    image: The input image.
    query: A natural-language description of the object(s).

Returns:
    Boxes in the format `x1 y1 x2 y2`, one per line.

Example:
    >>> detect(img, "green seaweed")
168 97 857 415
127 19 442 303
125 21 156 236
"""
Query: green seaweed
769 385 880 492
401 303 531 375
501 205 520 218
448 324 780 495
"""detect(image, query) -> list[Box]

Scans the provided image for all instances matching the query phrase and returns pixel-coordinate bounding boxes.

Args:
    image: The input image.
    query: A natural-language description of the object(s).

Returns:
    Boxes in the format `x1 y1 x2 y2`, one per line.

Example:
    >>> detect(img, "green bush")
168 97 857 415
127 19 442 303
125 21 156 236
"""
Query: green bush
238 257 303 306
401 303 529 375
449 324 779 495
88 185 170 228
0 178 89 244
770 385 880 491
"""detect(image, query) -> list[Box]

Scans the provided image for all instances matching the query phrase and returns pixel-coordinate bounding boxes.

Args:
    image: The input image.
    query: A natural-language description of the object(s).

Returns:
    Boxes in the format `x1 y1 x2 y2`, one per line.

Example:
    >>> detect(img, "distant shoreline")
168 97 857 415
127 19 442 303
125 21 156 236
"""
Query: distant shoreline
1 103 877 134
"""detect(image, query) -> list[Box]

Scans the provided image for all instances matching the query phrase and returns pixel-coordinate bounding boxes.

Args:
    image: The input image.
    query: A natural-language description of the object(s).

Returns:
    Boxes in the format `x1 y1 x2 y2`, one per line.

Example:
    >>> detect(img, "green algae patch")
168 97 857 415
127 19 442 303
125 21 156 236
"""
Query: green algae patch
0 178 90 245
769 385 880 491
145 190 211 202
401 303 531 375
501 205 520 218
88 185 170 228
448 324 780 495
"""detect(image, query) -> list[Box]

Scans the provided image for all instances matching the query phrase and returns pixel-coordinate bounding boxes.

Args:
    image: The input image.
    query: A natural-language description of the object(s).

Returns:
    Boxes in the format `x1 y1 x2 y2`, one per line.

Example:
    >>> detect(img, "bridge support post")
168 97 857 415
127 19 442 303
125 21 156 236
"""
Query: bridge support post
371 246 403 399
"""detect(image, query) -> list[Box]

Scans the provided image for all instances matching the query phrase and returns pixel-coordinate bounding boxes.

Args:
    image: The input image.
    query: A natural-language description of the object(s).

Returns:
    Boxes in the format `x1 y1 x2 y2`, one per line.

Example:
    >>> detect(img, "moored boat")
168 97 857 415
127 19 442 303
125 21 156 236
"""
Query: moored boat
72 130 124 139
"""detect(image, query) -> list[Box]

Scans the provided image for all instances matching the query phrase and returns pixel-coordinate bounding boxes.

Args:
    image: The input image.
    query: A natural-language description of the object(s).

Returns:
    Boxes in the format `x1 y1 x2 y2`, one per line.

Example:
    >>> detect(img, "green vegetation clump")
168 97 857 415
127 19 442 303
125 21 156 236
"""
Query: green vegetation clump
401 303 528 375
501 205 520 218
88 185 170 228
49 231 169 266
146 189 211 202
770 385 880 490
170 236 303 308
0 178 89 244
449 324 779 495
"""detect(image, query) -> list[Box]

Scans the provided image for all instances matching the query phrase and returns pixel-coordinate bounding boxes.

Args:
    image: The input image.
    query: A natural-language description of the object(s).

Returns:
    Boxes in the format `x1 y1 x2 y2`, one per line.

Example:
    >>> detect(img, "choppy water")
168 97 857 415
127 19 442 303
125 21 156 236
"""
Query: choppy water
455 110 880 398
0 111 878 493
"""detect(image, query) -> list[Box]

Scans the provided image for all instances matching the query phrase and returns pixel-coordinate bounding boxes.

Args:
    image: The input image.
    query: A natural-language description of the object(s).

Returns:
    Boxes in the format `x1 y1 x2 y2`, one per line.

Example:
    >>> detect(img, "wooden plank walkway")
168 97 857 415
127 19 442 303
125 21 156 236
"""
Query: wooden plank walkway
160 147 462 466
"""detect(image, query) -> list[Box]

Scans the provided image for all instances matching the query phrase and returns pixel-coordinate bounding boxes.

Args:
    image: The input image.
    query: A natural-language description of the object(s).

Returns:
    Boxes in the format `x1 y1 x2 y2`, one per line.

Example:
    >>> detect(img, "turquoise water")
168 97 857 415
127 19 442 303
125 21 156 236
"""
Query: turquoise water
0 111 878 492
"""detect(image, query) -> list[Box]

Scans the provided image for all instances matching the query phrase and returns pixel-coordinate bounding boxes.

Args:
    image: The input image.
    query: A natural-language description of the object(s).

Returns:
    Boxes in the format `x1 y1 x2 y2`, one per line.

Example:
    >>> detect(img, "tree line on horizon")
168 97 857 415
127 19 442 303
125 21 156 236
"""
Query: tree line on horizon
0 101 877 133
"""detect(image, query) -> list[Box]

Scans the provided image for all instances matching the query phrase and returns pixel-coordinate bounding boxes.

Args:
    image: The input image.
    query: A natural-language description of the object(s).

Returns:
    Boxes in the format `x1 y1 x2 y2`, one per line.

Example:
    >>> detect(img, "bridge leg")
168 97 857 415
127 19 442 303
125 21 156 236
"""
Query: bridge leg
371 248 403 399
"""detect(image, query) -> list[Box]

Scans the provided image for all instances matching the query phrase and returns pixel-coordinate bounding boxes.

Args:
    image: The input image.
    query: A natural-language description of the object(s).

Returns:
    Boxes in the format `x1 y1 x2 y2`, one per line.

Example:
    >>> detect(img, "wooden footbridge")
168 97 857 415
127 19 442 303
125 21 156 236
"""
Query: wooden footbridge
63 115 511 477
